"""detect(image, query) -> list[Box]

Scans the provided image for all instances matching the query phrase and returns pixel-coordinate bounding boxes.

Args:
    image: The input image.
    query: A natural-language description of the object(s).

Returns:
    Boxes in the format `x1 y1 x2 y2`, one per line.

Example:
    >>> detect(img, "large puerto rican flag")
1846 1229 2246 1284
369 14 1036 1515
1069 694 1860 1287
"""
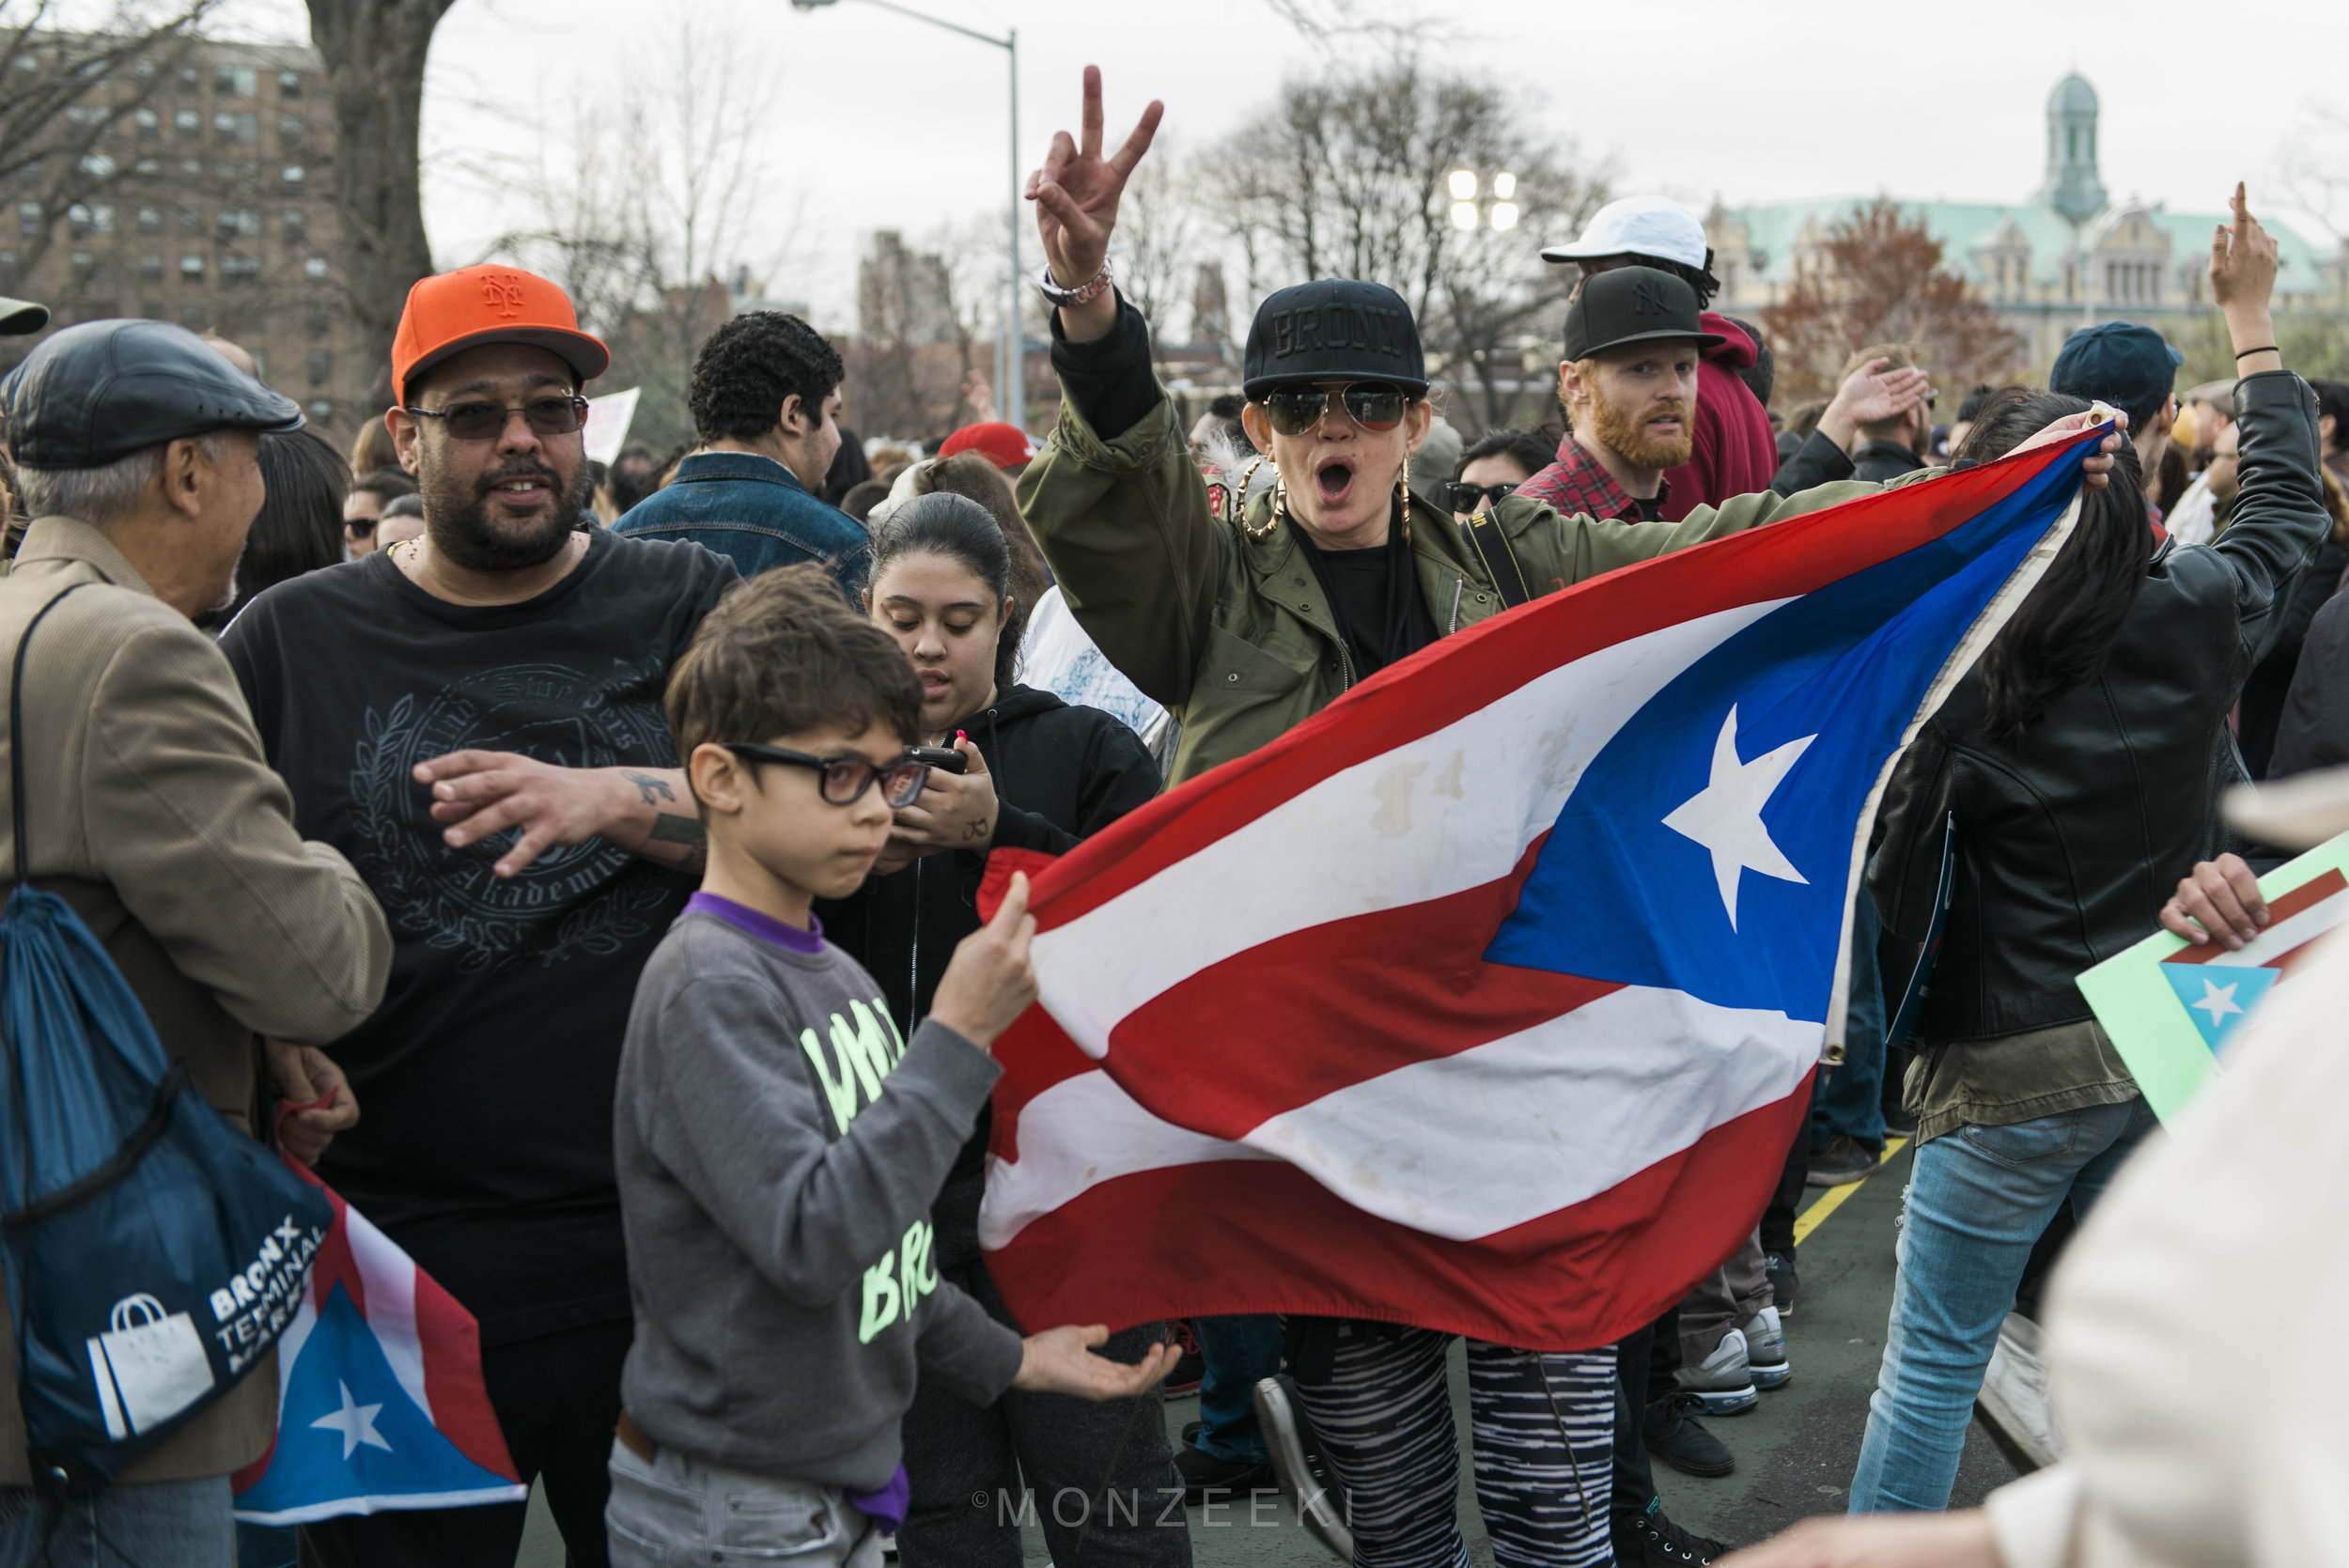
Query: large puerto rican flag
232 1153 526 1525
975 430 2103 1352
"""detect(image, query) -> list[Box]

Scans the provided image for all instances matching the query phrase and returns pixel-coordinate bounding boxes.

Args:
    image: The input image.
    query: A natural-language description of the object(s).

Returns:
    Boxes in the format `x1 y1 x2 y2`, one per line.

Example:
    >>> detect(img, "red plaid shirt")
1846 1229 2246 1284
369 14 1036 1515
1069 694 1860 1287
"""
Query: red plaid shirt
1515 436 1669 522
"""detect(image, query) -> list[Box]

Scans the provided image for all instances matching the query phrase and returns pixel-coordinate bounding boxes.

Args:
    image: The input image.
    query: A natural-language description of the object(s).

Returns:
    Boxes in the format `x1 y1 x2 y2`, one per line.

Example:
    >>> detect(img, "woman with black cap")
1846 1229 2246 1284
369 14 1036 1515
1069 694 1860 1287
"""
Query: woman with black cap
1014 69 2123 1568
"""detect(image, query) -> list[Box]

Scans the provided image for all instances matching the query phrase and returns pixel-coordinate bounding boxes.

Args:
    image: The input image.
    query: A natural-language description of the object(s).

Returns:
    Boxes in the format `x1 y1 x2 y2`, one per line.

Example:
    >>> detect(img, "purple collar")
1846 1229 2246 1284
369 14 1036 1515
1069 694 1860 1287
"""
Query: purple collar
686 891 825 955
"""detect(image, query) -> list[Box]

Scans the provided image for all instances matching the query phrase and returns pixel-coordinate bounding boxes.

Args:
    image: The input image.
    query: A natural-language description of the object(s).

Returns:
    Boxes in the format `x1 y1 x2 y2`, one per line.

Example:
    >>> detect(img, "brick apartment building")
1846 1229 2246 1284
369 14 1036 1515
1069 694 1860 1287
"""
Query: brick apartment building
1 33 350 437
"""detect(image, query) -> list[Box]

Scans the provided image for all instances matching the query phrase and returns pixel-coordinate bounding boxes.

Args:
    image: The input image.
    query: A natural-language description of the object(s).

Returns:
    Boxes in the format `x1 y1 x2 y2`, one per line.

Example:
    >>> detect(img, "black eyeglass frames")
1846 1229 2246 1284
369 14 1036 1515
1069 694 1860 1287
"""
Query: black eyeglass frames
1439 480 1519 514
401 395 591 443
721 743 929 808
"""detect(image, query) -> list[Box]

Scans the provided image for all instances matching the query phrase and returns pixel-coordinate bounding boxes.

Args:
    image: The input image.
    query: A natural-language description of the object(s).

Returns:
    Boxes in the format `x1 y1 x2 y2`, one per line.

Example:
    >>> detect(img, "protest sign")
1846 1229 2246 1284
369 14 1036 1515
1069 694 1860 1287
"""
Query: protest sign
582 387 640 465
2076 831 2349 1120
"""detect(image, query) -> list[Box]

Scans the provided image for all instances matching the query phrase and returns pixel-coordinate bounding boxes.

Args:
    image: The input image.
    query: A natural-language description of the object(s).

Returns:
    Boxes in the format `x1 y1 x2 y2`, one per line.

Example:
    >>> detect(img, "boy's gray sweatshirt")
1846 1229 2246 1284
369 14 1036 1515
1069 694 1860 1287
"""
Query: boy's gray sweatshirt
614 901 1024 1486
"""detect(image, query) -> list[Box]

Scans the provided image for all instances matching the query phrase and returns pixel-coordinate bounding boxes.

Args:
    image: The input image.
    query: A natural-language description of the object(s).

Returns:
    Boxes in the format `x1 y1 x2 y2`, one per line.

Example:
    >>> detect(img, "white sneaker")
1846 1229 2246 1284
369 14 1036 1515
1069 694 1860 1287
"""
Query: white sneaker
1675 1327 1759 1415
1742 1306 1791 1390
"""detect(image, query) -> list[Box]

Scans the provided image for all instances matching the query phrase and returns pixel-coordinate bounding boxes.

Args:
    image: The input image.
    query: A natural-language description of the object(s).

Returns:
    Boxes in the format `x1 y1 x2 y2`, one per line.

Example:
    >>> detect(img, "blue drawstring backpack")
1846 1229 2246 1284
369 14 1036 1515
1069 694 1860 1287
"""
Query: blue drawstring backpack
1 584 333 1484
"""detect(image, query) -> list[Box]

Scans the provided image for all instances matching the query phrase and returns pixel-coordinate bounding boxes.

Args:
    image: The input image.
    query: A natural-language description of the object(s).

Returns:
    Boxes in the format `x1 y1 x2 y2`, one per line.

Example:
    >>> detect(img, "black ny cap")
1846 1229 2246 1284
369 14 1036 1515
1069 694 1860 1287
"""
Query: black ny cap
1563 267 1723 362
0 317 301 469
1242 280 1425 399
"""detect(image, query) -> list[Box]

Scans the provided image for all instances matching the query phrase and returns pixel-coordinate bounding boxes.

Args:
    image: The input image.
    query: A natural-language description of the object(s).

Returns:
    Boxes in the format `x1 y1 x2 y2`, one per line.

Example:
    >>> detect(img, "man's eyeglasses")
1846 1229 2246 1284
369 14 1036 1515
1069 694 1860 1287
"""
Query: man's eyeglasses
721 743 929 808
1258 381 1410 437
403 395 590 443
1439 480 1518 514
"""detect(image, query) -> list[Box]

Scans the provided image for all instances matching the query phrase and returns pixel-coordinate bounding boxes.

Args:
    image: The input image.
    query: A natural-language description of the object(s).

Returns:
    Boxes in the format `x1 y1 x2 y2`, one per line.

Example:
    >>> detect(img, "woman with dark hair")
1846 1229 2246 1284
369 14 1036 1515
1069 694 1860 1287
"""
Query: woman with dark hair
907 451 1051 686
1445 428 1558 515
1843 188 2326 1517
814 491 1175 1568
209 427 350 629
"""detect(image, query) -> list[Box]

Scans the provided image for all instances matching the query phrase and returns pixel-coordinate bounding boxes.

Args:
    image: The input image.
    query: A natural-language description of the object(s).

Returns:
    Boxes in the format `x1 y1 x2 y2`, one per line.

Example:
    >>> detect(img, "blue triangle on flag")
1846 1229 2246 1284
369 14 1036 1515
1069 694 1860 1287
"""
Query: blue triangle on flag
234 1282 522 1524
2160 964 2278 1058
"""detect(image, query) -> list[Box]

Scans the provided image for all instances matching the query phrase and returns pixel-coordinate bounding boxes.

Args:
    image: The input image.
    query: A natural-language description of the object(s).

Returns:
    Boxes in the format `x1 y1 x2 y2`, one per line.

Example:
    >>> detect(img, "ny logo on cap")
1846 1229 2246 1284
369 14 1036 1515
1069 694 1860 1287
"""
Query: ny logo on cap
480 273 528 318
1631 277 1671 318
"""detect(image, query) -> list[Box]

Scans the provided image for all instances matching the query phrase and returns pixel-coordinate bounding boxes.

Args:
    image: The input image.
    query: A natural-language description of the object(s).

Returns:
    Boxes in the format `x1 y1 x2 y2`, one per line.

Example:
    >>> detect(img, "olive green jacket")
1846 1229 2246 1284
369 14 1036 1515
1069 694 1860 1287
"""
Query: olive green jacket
1019 390 1936 784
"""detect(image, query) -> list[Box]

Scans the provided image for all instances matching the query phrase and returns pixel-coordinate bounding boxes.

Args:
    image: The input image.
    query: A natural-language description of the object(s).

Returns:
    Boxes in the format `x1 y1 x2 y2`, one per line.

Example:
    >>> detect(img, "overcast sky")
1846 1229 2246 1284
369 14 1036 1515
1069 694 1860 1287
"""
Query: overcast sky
233 0 2347 327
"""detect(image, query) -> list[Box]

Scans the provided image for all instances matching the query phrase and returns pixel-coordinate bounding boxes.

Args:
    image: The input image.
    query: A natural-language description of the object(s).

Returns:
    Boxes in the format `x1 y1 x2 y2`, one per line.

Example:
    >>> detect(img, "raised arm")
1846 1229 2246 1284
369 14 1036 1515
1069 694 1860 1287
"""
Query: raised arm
1016 67 1219 708
2201 185 2328 660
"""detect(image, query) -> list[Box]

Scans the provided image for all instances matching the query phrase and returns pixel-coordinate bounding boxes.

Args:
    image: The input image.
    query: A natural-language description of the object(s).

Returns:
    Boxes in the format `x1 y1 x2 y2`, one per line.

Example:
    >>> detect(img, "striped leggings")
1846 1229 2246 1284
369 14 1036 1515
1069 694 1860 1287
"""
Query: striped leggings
1290 1325 1614 1568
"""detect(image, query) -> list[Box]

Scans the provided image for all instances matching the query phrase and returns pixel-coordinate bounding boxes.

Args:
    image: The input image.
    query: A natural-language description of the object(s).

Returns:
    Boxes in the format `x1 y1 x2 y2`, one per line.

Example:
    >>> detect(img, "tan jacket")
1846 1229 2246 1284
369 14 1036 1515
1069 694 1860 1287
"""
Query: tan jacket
0 517 391 1485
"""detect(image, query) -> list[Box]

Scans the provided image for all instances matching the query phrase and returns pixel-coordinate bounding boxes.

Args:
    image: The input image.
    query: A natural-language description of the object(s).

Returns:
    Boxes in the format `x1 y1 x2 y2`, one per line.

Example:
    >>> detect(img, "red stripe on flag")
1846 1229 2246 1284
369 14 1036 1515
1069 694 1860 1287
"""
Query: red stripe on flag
2161 867 2348 966
1097 831 1628 1137
1023 436 2092 932
414 1268 522 1482
985 1082 1810 1353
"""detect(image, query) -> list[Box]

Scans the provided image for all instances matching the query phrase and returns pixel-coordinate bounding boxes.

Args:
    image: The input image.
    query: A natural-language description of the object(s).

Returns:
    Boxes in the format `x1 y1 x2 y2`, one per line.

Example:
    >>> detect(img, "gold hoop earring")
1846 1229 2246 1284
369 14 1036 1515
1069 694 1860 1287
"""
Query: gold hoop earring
1241 457 1283 543
1398 455 1411 548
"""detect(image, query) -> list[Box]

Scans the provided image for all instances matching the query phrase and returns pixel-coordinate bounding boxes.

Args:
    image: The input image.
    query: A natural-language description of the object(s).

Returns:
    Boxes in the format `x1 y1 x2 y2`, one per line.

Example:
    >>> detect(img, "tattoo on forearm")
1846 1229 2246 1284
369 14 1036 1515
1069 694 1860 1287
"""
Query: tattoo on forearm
624 769 677 806
964 817 991 841
647 813 706 846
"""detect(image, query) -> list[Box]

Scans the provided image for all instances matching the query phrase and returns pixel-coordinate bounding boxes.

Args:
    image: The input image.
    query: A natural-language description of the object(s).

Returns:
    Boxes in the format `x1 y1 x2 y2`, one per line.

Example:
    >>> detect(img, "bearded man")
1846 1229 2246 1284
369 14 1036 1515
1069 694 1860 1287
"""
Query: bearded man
221 265 734 1568
1525 267 1719 523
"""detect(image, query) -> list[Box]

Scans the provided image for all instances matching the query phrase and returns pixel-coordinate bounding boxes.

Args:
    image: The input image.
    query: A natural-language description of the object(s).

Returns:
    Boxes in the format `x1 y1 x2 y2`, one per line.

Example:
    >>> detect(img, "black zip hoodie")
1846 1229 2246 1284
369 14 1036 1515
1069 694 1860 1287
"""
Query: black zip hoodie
817 681 1159 1269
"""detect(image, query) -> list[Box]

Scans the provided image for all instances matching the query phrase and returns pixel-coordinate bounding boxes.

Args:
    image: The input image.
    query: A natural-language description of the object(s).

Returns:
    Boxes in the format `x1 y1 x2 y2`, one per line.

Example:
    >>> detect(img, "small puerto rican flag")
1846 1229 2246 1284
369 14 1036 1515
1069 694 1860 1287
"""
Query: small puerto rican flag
2159 867 2349 1058
231 1155 525 1526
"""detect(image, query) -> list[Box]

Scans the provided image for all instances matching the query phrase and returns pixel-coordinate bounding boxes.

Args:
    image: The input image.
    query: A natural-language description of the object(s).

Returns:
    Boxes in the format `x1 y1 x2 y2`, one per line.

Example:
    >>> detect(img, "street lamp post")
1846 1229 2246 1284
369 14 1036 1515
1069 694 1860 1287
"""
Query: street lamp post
1446 169 1520 233
788 0 1025 436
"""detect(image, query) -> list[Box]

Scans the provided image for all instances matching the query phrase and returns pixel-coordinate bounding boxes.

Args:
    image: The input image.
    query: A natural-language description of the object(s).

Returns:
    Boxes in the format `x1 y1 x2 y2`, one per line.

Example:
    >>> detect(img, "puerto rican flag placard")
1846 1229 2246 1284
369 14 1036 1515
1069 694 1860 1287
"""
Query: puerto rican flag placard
972 431 2101 1352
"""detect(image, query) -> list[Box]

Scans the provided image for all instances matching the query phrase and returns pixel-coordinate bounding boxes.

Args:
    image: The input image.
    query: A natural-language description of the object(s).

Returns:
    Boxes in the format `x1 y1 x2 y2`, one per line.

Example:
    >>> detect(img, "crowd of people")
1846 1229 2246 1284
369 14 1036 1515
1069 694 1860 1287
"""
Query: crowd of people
0 58 2343 1568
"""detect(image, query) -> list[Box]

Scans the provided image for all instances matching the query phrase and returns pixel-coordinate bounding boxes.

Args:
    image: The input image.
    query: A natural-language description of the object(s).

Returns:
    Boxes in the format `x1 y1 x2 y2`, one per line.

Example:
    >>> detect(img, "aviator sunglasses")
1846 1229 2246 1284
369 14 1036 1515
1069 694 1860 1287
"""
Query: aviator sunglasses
721 744 930 808
401 394 592 442
1258 381 1410 437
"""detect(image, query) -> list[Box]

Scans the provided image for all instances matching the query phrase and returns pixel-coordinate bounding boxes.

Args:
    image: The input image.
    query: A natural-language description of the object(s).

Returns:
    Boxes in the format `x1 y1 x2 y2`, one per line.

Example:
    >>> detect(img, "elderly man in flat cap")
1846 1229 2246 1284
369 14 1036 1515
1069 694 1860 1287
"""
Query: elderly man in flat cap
0 318 390 1562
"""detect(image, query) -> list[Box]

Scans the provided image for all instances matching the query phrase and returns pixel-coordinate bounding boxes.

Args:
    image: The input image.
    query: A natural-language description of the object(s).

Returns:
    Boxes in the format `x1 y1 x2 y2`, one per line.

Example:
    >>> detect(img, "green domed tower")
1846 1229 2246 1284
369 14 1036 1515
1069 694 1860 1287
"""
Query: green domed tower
2038 72 2108 226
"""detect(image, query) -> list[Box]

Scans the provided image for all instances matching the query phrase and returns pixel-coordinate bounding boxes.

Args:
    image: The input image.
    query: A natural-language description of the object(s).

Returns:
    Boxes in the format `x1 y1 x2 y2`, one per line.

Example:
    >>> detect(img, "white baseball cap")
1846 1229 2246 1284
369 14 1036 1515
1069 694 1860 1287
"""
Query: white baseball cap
1541 194 1709 271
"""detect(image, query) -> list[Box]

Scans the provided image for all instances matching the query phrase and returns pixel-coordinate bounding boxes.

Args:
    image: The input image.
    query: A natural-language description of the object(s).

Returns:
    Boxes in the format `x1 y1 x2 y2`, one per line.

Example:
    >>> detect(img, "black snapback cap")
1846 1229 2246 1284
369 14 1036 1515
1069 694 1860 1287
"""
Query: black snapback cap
1563 267 1723 362
1242 279 1426 399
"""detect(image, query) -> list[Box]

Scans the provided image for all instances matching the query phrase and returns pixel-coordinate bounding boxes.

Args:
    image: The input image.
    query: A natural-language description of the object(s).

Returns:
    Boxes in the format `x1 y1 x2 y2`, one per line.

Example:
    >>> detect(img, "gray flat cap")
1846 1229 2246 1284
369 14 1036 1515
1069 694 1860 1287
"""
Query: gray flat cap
0 317 300 469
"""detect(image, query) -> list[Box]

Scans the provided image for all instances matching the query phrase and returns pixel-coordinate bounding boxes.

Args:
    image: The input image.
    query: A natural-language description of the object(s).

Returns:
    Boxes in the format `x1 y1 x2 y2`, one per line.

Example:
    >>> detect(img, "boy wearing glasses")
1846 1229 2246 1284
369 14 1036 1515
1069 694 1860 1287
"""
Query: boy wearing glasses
606 566 1174 1567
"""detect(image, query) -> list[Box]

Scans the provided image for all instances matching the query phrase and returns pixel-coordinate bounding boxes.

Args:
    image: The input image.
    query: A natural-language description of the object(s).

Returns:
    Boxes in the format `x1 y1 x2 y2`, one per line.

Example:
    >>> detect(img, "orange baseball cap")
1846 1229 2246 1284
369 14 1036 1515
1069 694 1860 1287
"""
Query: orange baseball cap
390 263 610 405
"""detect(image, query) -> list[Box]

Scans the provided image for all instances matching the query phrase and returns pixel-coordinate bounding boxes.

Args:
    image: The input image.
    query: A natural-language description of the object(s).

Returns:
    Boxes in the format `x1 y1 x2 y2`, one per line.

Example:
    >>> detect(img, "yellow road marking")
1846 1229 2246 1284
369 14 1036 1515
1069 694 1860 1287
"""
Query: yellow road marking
1790 1137 1911 1246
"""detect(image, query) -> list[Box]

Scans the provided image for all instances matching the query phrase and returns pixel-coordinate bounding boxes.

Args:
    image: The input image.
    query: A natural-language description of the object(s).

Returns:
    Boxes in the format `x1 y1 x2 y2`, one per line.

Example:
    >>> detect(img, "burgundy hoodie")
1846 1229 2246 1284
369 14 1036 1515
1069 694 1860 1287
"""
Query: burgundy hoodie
1657 312 1778 521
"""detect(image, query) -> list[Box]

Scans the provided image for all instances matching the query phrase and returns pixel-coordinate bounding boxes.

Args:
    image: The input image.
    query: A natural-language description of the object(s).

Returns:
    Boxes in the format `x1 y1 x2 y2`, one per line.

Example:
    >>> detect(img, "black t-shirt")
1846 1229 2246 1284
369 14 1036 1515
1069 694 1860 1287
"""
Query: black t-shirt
1291 509 1436 678
222 529 736 1343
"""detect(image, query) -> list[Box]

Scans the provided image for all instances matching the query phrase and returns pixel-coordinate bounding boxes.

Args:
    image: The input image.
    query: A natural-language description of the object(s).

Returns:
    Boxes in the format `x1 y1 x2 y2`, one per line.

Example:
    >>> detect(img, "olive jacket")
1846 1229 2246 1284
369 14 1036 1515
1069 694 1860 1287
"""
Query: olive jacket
0 517 393 1485
1019 389 1933 784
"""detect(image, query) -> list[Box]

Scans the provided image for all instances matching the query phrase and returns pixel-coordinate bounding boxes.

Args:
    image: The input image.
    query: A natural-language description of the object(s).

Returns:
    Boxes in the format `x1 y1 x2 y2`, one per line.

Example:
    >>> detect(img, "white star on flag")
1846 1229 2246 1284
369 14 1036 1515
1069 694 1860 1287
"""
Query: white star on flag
2189 978 2245 1026
1663 706 1816 931
311 1380 392 1462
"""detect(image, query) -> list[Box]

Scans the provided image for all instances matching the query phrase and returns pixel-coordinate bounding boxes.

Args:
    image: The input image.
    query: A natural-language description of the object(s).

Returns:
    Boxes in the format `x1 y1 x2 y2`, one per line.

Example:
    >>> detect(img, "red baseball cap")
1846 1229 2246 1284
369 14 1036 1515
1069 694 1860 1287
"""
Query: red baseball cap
939 421 1036 470
391 263 610 405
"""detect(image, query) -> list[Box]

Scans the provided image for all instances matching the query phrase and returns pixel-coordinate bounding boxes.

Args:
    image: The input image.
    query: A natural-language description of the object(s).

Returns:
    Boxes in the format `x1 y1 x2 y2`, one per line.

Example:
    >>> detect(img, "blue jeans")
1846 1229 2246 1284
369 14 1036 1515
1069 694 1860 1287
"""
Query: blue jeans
1848 1095 2157 1512
0 1475 232 1567
1192 1314 1282 1464
1813 899 1889 1155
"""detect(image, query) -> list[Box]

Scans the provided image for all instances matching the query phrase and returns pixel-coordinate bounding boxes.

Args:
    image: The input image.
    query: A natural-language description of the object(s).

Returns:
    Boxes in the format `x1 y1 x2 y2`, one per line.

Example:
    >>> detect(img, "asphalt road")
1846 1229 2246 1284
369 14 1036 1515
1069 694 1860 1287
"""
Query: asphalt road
518 1138 2020 1566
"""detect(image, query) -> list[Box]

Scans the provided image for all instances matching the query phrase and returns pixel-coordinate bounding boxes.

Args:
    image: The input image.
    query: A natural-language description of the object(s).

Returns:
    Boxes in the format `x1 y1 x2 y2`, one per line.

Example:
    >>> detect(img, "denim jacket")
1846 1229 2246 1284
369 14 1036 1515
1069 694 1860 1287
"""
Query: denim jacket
614 451 871 598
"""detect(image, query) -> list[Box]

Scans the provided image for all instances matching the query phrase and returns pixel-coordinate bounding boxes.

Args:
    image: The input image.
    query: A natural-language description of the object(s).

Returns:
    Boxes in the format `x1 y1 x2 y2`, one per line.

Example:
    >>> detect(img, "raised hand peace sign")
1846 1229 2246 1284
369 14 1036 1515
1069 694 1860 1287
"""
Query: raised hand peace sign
1027 67 1162 311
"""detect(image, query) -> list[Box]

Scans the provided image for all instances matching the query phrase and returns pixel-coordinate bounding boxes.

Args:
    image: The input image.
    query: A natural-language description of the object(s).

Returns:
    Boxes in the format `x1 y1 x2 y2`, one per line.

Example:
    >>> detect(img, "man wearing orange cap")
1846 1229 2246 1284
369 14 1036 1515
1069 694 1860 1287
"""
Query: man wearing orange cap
222 264 738 1567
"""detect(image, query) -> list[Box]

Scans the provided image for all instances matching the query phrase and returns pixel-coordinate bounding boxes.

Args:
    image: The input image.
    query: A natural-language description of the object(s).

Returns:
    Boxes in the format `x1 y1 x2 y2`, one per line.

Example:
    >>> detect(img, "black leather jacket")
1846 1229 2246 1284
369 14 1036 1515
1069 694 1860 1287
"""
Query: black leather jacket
1871 371 2328 1043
